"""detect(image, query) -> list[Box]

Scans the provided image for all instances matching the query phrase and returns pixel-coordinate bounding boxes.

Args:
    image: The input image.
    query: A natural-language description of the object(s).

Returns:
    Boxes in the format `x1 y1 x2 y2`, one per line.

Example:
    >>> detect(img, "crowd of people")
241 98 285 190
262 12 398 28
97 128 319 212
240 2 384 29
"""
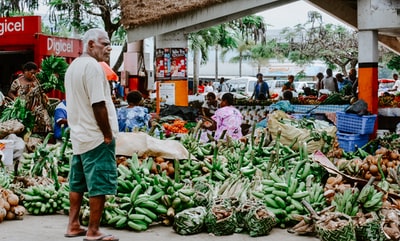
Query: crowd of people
315 68 358 96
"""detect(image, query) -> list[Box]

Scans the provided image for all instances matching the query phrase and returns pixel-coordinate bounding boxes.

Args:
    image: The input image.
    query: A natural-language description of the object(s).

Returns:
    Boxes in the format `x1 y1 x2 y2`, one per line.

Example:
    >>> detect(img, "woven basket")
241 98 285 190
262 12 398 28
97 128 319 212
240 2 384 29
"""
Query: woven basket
355 219 385 241
316 212 356 241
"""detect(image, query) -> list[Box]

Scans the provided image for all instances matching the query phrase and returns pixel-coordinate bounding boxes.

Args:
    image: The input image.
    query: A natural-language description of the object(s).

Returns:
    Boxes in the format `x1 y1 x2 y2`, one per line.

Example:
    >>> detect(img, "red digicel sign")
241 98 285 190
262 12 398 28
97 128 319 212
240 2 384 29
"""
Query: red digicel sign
0 16 41 37
38 34 82 57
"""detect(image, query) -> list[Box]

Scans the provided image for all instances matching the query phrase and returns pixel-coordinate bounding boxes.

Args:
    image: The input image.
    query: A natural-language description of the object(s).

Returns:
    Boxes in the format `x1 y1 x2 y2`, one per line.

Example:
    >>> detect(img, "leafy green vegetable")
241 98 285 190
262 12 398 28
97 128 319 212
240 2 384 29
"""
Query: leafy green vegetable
36 55 69 93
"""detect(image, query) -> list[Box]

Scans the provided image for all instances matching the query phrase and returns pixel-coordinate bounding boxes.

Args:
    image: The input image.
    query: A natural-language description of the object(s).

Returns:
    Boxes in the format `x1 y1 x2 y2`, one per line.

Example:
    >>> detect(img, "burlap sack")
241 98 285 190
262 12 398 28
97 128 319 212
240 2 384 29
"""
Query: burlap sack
116 132 189 159
268 110 336 153
0 119 25 139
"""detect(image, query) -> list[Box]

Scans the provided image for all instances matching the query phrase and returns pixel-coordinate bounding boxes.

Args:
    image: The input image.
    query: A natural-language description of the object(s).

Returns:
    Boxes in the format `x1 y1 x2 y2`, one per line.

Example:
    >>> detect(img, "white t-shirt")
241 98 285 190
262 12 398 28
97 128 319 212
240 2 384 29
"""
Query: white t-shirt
393 80 400 91
65 56 118 155
205 85 214 93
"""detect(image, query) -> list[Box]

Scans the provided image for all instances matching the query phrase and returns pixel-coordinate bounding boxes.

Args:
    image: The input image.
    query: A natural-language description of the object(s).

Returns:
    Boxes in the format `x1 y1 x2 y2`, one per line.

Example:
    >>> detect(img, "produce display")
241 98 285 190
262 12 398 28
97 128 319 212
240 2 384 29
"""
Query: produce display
1 104 400 241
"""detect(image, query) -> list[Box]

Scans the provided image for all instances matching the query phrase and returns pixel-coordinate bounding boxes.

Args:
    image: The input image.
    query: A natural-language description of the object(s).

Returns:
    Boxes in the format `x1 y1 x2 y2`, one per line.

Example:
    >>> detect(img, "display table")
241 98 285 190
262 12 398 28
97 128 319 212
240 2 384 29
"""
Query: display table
378 108 400 117
236 104 349 126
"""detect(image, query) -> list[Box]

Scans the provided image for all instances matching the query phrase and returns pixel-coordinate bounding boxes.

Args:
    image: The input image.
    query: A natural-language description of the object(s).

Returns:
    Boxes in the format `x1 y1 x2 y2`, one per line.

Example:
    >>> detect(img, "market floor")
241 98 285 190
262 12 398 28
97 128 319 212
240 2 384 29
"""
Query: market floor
0 213 319 241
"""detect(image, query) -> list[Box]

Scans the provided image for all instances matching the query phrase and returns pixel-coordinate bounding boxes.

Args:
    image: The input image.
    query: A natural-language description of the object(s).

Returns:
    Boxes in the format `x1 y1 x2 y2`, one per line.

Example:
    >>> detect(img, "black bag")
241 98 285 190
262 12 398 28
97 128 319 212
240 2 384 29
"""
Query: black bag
345 99 369 115
160 105 199 121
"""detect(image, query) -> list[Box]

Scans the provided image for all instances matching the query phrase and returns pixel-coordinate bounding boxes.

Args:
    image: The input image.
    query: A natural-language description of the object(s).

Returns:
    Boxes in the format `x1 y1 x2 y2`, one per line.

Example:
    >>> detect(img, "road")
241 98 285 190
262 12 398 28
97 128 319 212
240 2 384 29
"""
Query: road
0 213 319 241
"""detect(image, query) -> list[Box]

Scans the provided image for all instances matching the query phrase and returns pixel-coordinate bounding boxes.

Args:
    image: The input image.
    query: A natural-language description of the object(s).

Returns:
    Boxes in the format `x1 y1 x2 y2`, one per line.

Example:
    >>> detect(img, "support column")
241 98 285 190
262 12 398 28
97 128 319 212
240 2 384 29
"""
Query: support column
123 40 144 96
357 30 379 115
155 31 188 113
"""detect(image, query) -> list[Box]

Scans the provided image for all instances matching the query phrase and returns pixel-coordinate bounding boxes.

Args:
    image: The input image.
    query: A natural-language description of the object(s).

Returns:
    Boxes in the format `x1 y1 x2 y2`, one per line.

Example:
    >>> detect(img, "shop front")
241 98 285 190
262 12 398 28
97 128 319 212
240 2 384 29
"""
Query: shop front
0 15 82 98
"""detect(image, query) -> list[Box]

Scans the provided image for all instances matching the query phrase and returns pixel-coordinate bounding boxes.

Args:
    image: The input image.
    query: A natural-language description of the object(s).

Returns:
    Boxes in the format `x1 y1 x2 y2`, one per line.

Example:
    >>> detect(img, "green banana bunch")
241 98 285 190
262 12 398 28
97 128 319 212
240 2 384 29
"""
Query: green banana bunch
362 190 384 213
0 168 12 189
331 188 360 216
22 184 62 215
251 166 319 228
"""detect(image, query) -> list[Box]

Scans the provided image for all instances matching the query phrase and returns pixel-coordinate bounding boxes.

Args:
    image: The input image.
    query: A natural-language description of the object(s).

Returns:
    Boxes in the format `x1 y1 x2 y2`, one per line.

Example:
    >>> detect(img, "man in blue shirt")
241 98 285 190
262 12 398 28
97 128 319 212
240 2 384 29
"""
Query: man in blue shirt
53 99 68 140
251 73 270 100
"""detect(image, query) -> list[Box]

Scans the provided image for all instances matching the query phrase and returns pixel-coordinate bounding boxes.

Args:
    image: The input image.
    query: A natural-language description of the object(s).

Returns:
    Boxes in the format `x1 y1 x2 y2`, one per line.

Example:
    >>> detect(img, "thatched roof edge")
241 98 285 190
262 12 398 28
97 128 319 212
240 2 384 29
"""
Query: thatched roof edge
120 0 233 29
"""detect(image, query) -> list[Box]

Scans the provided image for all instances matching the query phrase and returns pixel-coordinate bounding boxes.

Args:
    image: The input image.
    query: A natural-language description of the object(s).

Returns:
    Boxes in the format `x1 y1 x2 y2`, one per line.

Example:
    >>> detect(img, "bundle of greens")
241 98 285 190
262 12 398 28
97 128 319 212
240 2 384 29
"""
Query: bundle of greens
173 206 207 235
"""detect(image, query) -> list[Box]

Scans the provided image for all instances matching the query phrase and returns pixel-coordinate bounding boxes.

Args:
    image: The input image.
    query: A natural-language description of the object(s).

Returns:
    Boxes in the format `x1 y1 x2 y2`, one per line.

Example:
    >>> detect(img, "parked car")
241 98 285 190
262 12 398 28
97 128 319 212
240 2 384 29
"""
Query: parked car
294 81 317 93
267 79 287 98
225 77 258 97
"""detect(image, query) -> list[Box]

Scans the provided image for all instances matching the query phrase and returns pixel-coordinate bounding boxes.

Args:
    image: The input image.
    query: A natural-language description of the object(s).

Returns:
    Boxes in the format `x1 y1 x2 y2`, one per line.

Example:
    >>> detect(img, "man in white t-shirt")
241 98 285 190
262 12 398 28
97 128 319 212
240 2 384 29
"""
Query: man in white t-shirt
390 73 400 92
204 80 214 93
64 28 119 241
218 77 229 92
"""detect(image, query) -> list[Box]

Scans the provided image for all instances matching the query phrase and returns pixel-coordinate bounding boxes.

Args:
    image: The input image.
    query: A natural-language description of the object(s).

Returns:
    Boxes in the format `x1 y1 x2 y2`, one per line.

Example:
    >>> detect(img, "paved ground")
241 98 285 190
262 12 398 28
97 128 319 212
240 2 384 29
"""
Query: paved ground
0 213 319 241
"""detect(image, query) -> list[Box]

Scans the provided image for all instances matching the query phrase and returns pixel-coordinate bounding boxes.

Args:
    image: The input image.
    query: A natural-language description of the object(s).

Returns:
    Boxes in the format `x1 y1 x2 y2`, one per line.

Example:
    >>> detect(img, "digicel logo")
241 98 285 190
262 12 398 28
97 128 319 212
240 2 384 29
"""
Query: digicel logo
47 38 73 54
0 18 24 36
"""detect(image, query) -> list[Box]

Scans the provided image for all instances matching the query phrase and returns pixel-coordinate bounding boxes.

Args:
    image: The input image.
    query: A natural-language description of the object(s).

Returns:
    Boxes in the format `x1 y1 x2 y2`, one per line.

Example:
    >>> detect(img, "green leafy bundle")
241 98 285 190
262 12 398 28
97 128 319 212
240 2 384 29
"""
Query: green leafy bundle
0 97 34 132
36 55 69 93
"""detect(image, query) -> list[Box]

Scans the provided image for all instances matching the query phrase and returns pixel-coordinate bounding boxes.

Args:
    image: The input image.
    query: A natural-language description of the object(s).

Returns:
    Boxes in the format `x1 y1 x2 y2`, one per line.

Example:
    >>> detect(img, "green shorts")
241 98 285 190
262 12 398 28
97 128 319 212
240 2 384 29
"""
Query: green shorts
69 139 118 197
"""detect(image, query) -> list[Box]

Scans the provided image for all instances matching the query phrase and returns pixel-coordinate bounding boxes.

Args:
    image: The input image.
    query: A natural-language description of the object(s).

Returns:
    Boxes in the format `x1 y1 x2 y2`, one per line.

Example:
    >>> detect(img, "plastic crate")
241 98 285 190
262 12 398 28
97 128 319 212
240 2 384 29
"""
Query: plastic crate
336 131 369 152
336 111 377 134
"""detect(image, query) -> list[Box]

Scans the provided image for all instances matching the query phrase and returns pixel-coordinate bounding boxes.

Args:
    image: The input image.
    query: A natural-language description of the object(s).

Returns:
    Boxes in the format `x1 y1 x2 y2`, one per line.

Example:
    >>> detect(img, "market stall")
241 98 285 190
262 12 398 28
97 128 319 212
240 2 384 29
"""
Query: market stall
0 15 82 99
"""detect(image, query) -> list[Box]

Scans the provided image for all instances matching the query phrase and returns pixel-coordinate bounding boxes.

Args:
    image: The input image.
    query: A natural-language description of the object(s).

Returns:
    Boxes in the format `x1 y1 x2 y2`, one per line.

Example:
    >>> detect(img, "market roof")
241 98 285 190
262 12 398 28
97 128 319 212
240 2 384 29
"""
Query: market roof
120 0 232 30
120 0 400 54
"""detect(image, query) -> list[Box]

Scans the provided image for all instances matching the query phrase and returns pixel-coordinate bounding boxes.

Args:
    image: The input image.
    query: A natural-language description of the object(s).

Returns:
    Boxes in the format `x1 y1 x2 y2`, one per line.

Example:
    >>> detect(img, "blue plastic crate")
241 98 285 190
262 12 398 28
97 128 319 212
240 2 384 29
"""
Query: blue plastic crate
336 111 377 134
337 131 369 152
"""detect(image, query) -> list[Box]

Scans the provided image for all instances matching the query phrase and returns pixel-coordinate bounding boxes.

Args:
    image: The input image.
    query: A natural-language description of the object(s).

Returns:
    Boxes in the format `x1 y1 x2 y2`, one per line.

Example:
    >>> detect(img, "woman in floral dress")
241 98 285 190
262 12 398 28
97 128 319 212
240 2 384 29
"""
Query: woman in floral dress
203 92 243 140
8 61 52 134
117 90 151 132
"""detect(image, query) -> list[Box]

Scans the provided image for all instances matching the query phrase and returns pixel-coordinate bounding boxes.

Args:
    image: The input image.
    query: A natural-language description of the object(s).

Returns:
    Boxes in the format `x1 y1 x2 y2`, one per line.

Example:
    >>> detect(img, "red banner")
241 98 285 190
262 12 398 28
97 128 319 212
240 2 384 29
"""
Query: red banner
0 16 41 38
37 34 82 58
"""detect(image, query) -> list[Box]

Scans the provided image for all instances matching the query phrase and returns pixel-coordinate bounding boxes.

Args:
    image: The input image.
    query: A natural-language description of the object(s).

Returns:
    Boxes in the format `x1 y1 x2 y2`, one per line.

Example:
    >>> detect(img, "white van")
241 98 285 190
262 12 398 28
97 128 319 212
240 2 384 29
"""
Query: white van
225 77 286 98
225 76 257 97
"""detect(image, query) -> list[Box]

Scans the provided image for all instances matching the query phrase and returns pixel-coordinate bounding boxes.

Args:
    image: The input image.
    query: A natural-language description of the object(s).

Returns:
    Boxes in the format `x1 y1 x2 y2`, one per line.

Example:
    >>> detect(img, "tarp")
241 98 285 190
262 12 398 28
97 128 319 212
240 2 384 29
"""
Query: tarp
99 61 118 81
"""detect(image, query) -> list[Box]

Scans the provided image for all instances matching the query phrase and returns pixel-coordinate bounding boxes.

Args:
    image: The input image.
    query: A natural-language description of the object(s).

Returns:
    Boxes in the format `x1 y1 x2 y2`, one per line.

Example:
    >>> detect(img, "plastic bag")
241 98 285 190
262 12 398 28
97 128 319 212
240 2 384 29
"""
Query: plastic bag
115 132 190 159
345 99 369 115
3 134 26 161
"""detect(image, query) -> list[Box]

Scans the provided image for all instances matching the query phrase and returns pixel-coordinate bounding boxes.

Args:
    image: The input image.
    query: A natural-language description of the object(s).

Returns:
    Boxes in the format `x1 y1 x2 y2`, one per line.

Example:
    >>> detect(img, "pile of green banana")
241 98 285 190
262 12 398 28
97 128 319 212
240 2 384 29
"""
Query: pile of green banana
252 163 326 227
103 154 196 230
21 184 62 215
0 168 12 189
178 159 203 180
332 180 384 216
18 138 71 192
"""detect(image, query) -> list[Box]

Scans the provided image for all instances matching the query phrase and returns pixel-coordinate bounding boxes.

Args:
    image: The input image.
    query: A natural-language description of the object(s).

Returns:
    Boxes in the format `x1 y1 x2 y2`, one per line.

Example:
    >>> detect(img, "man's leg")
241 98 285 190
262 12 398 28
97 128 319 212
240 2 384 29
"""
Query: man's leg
86 195 105 237
66 191 85 235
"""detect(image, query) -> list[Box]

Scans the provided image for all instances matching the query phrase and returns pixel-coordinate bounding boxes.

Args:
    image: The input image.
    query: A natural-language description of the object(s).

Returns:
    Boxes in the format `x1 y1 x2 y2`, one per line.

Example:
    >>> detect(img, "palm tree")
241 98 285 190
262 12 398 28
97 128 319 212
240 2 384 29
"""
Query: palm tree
188 27 220 93
220 15 267 76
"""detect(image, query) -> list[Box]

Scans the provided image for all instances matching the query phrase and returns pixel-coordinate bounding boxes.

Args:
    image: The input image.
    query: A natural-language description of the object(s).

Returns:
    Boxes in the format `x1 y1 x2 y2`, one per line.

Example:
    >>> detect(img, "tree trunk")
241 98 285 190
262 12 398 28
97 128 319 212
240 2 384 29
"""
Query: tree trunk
239 52 242 77
215 45 219 82
193 48 200 94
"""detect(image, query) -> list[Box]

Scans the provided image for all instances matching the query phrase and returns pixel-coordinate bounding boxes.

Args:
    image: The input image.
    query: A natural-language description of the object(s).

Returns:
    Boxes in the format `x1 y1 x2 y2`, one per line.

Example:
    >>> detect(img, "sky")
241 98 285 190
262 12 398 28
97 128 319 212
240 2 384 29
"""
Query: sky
257 1 346 29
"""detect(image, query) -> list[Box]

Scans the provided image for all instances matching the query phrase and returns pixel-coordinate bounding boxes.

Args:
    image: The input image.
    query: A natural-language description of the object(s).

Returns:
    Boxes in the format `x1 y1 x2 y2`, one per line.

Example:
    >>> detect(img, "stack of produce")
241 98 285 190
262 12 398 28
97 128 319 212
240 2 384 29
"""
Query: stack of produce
162 119 189 134
0 188 26 222
20 183 62 215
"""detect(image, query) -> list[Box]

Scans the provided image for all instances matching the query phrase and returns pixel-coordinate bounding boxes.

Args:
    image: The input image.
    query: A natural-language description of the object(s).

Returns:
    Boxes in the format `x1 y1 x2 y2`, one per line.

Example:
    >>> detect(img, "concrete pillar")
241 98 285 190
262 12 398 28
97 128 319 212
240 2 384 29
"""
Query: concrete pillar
155 31 188 109
357 30 379 115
